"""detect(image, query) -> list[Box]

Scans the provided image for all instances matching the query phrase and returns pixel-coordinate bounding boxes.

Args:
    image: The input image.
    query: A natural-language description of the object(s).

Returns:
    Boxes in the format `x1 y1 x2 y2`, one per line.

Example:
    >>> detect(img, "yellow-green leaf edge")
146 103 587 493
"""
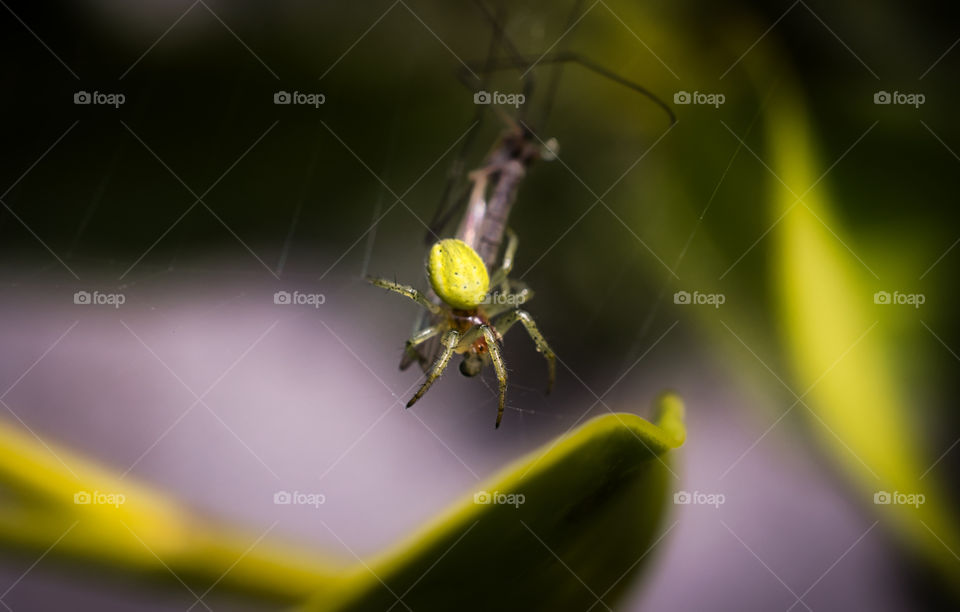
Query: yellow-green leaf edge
308 393 686 611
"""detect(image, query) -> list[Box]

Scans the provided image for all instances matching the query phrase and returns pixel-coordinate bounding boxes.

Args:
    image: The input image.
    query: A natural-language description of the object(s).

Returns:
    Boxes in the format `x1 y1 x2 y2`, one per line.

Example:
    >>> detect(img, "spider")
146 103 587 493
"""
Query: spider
367 229 555 428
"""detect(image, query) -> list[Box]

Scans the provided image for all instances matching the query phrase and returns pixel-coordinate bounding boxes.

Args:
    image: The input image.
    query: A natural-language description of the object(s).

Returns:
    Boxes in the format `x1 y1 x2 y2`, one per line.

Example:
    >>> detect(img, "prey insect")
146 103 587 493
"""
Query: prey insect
367 0 674 427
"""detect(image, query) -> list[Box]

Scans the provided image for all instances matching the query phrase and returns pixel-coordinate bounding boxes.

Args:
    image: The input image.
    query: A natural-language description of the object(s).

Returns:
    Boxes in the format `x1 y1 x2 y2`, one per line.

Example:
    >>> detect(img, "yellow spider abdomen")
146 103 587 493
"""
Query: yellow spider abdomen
427 239 489 310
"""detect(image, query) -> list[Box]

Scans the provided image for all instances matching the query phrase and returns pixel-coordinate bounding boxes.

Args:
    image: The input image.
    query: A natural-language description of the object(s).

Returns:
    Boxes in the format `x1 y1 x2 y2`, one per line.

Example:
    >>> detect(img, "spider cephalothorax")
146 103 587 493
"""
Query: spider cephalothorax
368 230 555 428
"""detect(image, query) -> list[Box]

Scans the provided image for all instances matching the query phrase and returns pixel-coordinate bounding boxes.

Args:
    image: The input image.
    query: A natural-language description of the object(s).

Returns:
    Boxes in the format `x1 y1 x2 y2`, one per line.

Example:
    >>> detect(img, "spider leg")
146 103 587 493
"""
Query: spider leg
480 325 508 428
404 323 445 364
367 277 442 315
482 286 534 319
489 227 518 291
492 309 556 394
407 329 460 408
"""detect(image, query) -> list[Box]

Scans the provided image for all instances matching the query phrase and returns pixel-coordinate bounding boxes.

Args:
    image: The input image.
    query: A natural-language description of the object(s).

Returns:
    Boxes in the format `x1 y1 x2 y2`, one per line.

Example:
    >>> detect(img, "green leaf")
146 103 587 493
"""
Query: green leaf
308 393 685 611
0 393 683 609
761 81 960 592
0 416 344 603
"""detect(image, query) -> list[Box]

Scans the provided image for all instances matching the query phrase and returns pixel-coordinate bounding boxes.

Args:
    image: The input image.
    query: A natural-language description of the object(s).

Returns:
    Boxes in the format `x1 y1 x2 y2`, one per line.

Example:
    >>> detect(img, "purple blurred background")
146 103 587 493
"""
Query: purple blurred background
0 258 910 610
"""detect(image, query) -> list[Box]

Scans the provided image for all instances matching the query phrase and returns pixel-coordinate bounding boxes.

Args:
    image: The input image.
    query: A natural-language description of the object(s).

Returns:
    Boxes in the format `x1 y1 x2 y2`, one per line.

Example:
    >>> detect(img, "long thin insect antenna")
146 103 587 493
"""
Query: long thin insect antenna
464 51 677 126
538 0 587 131
467 0 536 122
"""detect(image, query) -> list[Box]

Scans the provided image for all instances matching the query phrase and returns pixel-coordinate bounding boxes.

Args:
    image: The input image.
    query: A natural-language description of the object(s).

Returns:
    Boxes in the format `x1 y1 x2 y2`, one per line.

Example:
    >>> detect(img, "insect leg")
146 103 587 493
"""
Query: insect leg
489 227 518 290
